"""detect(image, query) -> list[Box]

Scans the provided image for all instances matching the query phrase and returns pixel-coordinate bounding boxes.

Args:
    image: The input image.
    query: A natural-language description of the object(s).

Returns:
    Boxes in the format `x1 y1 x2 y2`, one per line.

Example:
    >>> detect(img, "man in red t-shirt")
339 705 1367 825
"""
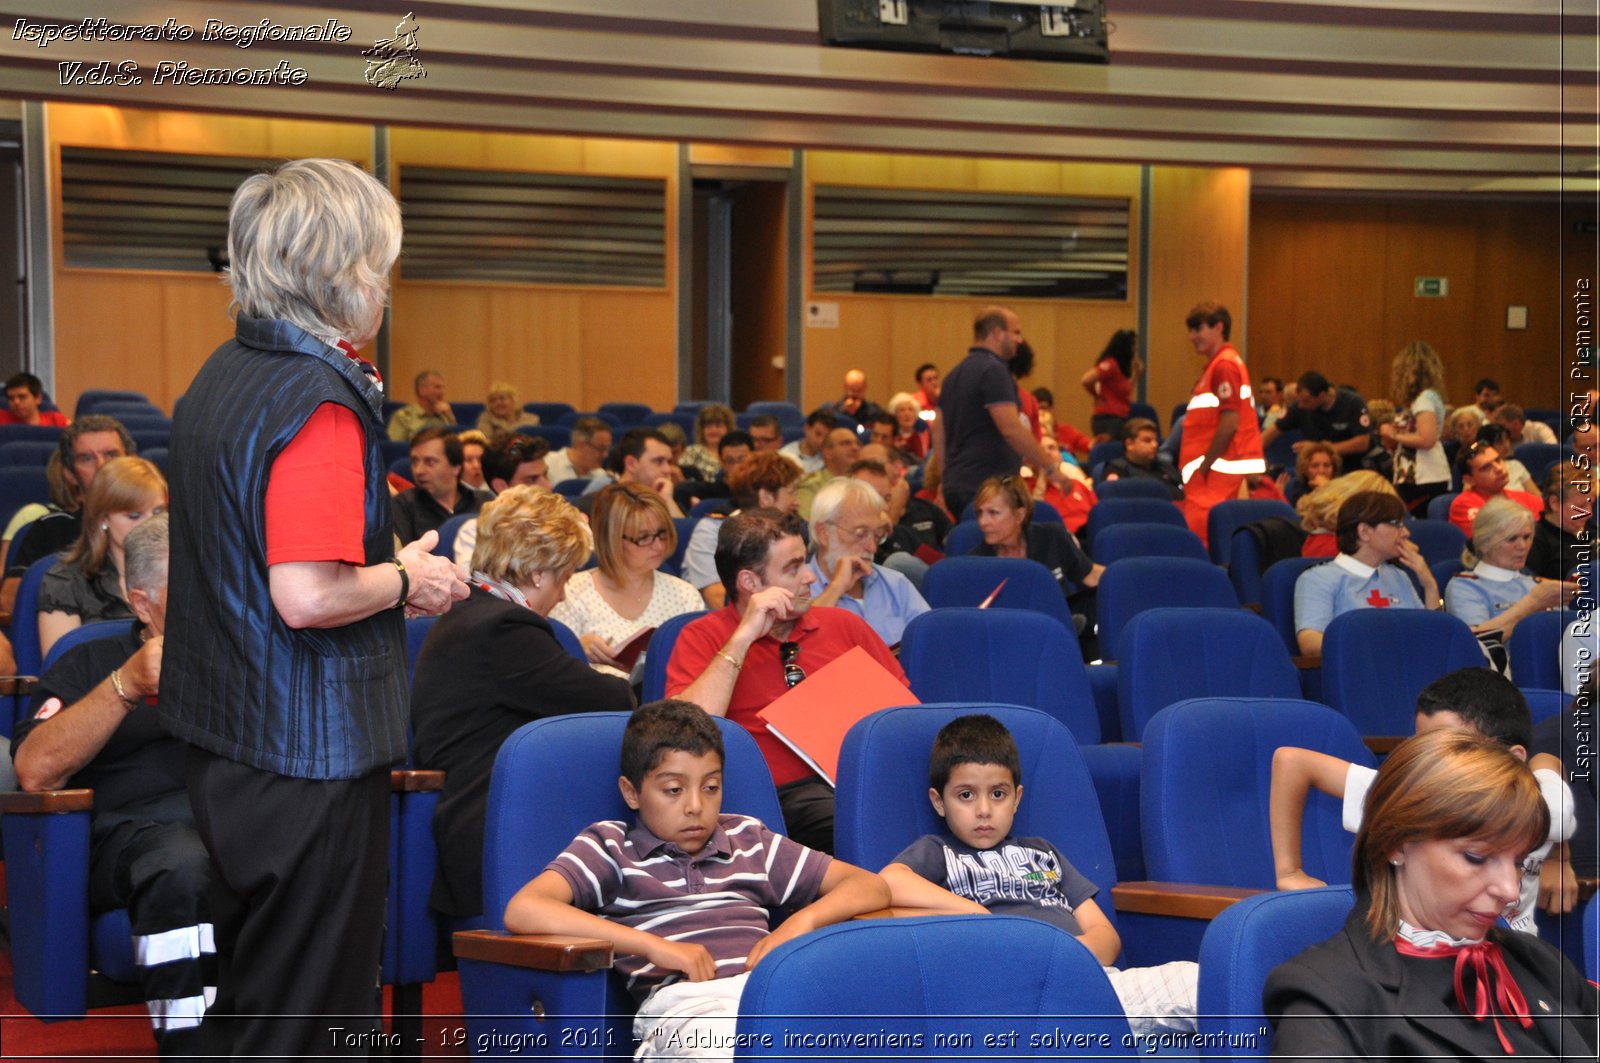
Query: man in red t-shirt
1177 300 1264 544
0 372 68 427
666 508 908 853
1448 441 1544 537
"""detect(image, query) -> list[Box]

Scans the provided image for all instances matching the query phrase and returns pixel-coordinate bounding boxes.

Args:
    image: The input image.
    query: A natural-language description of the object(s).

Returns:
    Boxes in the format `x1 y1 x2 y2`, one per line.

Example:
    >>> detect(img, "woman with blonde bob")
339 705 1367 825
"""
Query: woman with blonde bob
37 455 166 656
552 481 702 677
477 380 539 436
1267 729 1596 1058
411 485 634 920
1297 470 1400 557
1445 496 1579 675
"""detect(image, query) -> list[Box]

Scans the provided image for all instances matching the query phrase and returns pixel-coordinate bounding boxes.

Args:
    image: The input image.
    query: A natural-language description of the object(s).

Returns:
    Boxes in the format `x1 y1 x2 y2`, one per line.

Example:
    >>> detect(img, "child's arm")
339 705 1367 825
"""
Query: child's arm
504 870 716 982
1067 897 1122 967
879 862 989 914
745 859 889 969
1269 746 1353 891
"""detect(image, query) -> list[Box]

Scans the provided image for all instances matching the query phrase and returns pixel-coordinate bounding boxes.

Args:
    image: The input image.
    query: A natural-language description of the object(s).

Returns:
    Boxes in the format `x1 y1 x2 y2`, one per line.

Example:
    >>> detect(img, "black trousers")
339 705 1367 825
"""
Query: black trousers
186 748 389 1059
90 817 216 1057
776 775 835 854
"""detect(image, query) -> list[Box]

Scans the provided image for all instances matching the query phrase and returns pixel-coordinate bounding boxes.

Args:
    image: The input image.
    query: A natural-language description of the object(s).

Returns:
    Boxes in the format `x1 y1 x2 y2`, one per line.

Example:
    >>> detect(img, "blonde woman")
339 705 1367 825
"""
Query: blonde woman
551 481 702 678
477 380 539 436
1445 496 1579 675
411 485 634 920
37 456 166 657
1296 470 1400 558
1380 340 1450 510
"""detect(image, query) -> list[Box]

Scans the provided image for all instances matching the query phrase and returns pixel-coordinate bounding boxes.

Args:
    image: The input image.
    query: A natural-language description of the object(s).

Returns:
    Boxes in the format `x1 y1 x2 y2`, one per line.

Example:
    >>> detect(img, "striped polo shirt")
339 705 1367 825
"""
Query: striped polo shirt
548 813 830 1000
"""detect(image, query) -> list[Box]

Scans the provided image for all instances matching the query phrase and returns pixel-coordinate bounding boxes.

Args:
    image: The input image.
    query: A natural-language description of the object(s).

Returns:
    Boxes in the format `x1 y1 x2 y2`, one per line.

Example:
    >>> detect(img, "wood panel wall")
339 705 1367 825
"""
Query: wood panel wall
1249 196 1578 411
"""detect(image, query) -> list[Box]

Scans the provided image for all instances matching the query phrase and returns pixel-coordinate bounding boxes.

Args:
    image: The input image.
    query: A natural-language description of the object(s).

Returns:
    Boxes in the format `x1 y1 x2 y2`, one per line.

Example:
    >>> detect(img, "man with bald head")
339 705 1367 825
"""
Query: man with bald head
932 305 1074 519
828 369 883 429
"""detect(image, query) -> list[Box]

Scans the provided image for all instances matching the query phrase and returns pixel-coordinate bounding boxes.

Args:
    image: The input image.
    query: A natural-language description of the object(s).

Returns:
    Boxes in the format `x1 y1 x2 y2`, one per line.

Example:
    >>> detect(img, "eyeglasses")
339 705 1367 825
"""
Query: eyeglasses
780 640 806 688
622 528 670 547
828 521 884 544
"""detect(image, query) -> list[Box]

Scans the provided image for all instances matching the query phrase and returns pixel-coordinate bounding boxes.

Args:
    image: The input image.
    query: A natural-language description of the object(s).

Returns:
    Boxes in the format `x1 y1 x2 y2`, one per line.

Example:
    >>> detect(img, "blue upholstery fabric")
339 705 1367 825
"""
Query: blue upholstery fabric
1403 518 1466 570
38 619 127 675
1092 522 1208 564
959 501 1063 525
433 513 474 560
899 608 1098 744
638 609 707 702
1206 499 1296 566
943 519 984 557
922 556 1074 628
1513 442 1564 484
1084 497 1186 548
1097 557 1238 658
10 554 59 684
546 616 589 663
1116 608 1300 742
1521 687 1568 726
1196 886 1356 1058
662 516 695 577
1261 556 1327 655
1093 477 1176 501
1425 491 1459 522
1585 891 1599 982
514 424 572 449
1141 698 1372 889
1320 609 1485 736
744 401 805 428
736 916 1131 1057
598 402 653 426
1507 609 1565 691
523 401 575 423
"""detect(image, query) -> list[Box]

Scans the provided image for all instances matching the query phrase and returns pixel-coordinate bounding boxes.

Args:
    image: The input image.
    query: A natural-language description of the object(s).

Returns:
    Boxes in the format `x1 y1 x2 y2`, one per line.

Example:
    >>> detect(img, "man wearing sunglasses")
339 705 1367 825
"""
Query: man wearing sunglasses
666 508 908 853
1448 440 1543 538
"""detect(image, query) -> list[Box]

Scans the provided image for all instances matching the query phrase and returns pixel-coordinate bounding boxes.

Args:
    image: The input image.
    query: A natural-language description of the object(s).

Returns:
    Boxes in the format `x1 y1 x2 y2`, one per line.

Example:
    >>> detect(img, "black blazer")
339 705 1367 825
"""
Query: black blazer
1266 906 1598 1060
411 587 635 918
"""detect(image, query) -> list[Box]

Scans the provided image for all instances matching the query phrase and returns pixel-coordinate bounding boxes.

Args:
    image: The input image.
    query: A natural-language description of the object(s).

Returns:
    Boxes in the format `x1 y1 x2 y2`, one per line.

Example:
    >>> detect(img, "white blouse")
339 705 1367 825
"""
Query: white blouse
550 568 704 678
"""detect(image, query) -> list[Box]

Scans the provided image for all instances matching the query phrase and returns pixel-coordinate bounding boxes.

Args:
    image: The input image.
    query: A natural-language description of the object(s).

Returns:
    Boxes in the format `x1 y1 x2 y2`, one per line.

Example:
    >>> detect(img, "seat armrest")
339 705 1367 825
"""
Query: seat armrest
391 769 444 793
1111 881 1265 921
1291 655 1321 669
0 788 93 813
0 675 40 696
453 929 613 973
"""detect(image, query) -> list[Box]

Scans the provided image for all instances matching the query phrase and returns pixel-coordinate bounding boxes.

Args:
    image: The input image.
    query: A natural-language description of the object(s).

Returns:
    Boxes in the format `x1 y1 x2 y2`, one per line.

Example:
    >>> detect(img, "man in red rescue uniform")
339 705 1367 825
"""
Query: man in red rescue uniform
1178 300 1264 545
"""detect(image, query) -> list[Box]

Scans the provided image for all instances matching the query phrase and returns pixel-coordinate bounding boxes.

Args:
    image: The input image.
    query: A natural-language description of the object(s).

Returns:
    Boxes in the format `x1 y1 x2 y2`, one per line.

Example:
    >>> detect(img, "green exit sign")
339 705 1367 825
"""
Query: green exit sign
1414 276 1449 297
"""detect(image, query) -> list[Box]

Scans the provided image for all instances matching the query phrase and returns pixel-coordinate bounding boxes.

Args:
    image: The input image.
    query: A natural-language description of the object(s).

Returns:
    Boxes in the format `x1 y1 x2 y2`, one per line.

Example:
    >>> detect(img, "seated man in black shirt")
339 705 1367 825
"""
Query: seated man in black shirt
1260 370 1372 462
1527 460 1594 580
10 514 215 1055
1101 417 1183 499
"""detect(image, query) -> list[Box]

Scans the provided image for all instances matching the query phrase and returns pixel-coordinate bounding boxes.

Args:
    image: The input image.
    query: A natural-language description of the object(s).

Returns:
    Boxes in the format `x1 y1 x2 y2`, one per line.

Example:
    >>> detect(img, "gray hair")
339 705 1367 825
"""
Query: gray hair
1465 495 1534 568
809 477 885 541
226 158 401 342
123 512 169 596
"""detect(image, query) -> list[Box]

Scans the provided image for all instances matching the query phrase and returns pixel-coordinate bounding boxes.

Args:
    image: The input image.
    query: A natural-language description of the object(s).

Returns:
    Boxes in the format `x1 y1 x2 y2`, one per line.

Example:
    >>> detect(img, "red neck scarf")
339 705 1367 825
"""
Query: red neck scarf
1394 936 1532 1054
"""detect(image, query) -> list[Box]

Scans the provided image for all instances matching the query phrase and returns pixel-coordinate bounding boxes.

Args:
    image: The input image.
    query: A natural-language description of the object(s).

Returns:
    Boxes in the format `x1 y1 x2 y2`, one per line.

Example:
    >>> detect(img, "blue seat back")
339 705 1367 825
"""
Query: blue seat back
1093 477 1174 501
943 519 983 556
922 556 1073 628
1087 440 1124 477
1404 518 1466 570
434 513 474 560
480 713 782 929
743 401 805 428
1084 497 1185 547
1127 400 1160 429
661 517 695 577
736 916 1131 1056
1425 491 1460 522
1262 428 1303 471
1091 522 1208 564
0 424 65 445
1321 609 1485 736
899 609 1098 745
552 477 591 499
639 610 708 702
1261 556 1328 655
38 619 127 675
523 401 575 423
1206 499 1297 566
598 402 653 426
1141 698 1372 888
643 411 696 434
405 616 435 685
1521 687 1568 725
1513 442 1564 483
958 500 1062 525
836 704 1119 932
1196 887 1357 1057
0 466 51 527
514 424 572 449
1116 608 1300 741
10 555 60 682
1507 609 1565 691
1097 557 1238 657
546 617 587 662
450 401 485 427
74 389 149 417
557 410 621 429
0 441 58 467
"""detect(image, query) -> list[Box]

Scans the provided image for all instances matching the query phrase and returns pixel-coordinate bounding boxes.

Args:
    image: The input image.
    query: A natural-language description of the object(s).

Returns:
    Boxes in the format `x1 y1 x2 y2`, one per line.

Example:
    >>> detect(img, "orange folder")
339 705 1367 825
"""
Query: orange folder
756 645 919 785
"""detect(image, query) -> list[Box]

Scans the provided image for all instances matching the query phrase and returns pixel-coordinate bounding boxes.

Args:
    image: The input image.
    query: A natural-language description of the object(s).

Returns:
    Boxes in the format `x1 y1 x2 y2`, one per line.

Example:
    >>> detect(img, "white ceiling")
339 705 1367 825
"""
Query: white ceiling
0 0 1592 196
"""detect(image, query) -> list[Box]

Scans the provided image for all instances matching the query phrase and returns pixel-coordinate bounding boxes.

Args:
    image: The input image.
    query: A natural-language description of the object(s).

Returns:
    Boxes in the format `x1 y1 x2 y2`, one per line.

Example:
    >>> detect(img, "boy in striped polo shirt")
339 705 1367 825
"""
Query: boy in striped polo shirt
504 700 888 1059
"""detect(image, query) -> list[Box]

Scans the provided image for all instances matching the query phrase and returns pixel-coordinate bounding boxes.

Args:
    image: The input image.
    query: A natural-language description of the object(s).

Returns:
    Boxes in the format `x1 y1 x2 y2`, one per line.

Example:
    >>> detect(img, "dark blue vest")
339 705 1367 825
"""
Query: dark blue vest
159 316 406 779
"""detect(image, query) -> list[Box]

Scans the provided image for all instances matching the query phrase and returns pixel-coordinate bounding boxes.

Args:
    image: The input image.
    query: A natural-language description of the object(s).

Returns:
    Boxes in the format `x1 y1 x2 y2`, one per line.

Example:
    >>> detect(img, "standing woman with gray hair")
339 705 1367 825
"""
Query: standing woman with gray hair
158 158 469 1056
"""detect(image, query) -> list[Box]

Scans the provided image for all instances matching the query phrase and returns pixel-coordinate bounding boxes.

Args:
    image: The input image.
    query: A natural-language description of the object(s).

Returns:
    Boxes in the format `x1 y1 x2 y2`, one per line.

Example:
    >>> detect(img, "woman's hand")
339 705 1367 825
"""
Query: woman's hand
580 633 621 668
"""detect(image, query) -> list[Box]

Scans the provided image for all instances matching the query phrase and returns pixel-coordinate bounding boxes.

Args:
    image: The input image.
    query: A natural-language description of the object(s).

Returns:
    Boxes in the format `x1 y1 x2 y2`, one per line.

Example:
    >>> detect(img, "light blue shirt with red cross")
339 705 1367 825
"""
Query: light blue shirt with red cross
1293 552 1425 639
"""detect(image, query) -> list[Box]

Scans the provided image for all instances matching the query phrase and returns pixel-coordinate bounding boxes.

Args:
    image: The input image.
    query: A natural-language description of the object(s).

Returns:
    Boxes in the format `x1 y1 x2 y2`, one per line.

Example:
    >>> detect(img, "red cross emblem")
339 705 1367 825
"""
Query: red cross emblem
1365 588 1393 608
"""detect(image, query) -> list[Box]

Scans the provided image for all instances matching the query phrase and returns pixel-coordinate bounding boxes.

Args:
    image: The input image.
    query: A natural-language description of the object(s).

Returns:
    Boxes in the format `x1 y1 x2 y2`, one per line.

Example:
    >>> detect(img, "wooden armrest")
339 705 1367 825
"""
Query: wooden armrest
1578 878 1599 906
0 675 39 697
1241 602 1262 614
453 929 613 972
1111 881 1264 920
0 788 93 813
391 769 445 793
1363 736 1406 755
1291 655 1321 670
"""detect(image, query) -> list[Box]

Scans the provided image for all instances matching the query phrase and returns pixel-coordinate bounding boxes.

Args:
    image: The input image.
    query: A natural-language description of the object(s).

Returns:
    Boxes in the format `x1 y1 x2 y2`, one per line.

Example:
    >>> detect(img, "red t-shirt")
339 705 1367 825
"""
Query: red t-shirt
1093 358 1133 418
665 605 908 786
0 409 68 427
264 402 369 565
1448 488 1544 539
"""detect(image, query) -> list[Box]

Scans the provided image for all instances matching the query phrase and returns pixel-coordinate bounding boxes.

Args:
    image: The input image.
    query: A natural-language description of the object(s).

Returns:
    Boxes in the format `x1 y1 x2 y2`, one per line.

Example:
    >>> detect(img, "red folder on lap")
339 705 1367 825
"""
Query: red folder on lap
757 646 919 786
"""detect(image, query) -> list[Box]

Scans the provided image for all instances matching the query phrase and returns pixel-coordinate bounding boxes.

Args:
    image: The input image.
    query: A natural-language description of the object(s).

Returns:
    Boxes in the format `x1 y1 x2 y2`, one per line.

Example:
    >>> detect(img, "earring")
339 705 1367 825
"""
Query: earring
100 522 109 532
1390 859 1401 867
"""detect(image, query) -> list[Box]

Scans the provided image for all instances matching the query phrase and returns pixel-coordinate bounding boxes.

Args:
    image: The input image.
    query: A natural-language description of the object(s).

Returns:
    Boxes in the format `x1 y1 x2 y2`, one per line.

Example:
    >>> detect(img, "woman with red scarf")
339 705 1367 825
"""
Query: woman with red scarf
1266 729 1596 1059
